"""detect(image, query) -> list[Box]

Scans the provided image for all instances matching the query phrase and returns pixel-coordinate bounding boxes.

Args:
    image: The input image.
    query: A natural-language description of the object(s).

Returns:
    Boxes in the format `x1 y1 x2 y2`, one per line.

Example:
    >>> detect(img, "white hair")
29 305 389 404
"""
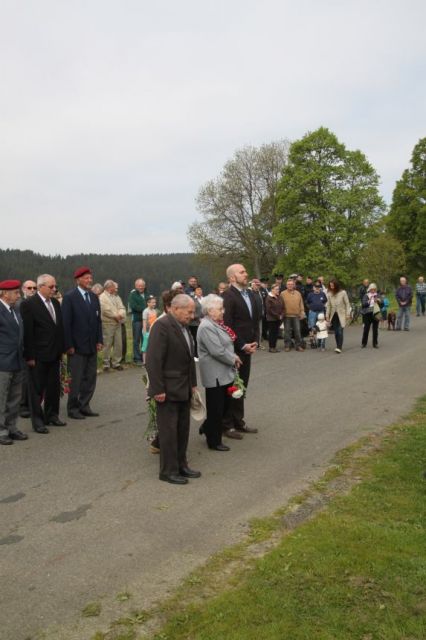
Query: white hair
37 274 54 286
201 294 223 316
170 294 194 308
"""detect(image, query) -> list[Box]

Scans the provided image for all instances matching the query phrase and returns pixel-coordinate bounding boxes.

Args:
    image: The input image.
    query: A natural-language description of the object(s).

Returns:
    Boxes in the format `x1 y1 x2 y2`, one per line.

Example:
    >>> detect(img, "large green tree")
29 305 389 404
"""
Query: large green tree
273 127 386 283
358 233 406 291
188 140 290 276
387 136 426 272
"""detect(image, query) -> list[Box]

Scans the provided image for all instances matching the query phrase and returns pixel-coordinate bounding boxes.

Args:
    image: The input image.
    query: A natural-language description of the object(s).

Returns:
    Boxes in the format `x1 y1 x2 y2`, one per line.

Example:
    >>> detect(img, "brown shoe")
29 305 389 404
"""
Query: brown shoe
224 428 244 440
236 425 258 434
284 347 290 352
296 347 304 352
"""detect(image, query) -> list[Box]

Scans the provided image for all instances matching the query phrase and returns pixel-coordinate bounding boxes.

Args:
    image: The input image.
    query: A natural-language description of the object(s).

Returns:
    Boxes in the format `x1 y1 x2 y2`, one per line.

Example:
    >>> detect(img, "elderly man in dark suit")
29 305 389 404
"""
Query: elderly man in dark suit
0 280 28 445
222 264 259 439
21 274 66 434
146 294 201 485
62 267 103 420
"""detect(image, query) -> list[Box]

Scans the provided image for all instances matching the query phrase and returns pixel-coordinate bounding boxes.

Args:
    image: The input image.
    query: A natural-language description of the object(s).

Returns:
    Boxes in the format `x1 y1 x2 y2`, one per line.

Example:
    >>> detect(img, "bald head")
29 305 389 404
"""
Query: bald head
226 264 248 288
170 294 195 325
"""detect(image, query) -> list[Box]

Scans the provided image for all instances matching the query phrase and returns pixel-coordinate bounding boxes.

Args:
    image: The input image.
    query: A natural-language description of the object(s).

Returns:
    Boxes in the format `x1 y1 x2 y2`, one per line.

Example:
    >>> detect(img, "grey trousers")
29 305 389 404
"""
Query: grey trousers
67 353 98 414
0 370 23 436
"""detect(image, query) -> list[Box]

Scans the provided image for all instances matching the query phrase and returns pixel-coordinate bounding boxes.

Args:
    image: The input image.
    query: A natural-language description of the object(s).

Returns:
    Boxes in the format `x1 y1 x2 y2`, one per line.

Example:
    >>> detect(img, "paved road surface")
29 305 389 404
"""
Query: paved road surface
1 319 425 639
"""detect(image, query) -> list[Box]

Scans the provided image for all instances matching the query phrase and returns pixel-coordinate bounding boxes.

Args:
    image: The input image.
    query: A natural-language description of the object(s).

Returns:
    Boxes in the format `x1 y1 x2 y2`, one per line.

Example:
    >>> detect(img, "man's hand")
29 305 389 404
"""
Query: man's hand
243 342 257 354
96 343 103 352
26 359 36 367
67 347 75 355
154 393 166 403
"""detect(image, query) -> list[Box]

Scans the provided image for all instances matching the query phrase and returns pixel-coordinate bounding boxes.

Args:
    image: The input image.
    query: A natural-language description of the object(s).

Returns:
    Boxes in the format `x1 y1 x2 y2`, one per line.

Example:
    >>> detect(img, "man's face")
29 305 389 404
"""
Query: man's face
171 300 195 325
286 279 295 291
251 281 260 291
3 289 21 306
232 265 248 287
306 277 313 285
107 283 117 295
77 273 93 290
188 277 197 288
419 277 424 283
363 279 369 287
22 280 37 298
400 277 407 286
218 283 226 293
135 280 146 292
39 277 57 299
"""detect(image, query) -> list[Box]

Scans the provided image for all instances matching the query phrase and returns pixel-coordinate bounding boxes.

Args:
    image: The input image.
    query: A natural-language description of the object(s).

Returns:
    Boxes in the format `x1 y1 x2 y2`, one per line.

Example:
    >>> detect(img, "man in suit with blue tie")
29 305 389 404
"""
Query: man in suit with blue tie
62 267 103 420
0 280 28 445
222 264 260 439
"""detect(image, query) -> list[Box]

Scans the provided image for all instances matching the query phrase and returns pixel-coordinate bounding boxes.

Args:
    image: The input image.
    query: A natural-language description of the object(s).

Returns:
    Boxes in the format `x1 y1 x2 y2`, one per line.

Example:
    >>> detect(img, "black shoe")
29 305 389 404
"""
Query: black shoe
10 430 29 441
68 411 86 420
179 467 202 478
34 426 49 434
208 444 230 451
361 344 366 348
159 474 188 485
373 345 379 349
0 434 13 445
19 409 31 418
235 425 258 434
80 409 100 417
46 417 67 426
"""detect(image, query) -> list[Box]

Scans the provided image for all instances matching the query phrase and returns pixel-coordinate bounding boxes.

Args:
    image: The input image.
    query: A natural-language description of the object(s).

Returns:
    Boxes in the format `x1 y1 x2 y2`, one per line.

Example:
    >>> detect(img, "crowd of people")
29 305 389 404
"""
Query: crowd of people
0 265 424 486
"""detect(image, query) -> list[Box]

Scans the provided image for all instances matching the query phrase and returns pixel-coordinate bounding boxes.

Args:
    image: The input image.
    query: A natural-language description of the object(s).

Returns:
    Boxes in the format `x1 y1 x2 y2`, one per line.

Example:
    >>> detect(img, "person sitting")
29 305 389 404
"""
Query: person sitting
197 294 242 451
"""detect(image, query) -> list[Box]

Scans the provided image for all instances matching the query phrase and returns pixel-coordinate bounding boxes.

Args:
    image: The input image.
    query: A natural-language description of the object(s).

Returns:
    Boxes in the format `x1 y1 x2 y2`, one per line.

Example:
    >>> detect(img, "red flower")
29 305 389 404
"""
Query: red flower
227 385 238 396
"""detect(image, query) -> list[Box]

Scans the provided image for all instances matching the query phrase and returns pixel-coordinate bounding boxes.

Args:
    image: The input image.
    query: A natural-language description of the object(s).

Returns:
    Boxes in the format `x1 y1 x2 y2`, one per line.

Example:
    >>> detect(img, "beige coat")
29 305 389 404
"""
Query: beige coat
326 290 351 327
99 291 126 325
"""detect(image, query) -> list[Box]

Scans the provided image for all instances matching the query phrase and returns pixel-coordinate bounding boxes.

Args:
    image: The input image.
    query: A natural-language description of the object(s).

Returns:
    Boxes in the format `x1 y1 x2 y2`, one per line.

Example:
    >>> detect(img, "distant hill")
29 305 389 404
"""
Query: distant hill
0 249 217 299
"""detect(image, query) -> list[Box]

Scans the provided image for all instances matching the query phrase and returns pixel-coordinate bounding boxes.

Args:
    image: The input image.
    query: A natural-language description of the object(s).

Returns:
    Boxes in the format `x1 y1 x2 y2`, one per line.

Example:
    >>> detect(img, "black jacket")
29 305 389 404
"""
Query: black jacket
223 285 260 352
21 294 64 362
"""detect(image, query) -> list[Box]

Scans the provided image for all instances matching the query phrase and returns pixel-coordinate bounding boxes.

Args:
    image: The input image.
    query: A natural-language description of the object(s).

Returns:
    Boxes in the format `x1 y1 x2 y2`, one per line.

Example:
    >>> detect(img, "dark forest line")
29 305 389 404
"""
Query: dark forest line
0 249 217 300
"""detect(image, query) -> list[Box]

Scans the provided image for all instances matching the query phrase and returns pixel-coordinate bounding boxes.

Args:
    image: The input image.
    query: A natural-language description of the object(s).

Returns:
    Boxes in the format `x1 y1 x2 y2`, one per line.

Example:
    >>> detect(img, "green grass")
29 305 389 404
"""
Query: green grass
148 399 426 640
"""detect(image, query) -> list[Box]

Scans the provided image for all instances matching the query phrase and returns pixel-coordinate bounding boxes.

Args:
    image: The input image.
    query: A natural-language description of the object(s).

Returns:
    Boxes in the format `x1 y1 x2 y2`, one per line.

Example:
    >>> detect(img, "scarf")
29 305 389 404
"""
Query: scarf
217 320 237 342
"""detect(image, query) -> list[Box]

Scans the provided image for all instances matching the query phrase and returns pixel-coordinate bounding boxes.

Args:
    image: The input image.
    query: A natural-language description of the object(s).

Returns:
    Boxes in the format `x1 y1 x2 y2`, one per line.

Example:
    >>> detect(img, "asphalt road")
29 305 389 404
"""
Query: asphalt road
1 318 425 640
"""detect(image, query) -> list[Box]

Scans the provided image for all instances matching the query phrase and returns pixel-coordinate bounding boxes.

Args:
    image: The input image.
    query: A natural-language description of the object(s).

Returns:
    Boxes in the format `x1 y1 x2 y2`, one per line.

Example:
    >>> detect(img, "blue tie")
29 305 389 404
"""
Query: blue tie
241 290 253 317
84 292 91 306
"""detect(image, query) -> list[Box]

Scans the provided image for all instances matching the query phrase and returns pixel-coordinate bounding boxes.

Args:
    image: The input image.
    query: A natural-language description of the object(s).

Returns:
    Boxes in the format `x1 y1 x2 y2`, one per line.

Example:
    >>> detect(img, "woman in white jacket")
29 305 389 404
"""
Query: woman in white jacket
325 278 351 354
197 294 242 451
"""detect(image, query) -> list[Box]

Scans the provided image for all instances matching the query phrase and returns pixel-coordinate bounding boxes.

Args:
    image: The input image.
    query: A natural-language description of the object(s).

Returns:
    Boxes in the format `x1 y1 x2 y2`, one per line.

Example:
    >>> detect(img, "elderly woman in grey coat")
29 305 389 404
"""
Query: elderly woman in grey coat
197 294 242 451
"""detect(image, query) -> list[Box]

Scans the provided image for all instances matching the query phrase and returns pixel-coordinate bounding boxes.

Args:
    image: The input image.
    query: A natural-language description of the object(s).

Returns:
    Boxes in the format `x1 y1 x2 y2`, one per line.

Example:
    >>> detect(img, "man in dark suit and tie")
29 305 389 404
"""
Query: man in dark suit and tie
0 280 28 445
62 267 103 420
146 294 201 484
20 274 66 433
222 264 260 439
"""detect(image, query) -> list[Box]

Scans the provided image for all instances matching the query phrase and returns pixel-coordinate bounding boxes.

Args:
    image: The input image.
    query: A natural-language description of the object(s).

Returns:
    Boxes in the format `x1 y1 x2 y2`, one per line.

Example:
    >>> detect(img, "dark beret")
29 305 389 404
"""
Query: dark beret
73 266 92 279
0 279 21 290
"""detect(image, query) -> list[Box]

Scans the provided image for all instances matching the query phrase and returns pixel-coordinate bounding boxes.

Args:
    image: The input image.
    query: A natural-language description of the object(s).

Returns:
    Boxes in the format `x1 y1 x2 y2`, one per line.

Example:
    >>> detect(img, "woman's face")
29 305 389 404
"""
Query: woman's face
329 282 335 290
271 285 280 296
209 304 224 322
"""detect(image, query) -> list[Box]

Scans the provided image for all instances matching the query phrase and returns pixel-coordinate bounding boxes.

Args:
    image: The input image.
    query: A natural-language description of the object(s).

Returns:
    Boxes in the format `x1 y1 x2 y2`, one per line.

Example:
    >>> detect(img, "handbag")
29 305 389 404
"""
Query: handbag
190 389 206 421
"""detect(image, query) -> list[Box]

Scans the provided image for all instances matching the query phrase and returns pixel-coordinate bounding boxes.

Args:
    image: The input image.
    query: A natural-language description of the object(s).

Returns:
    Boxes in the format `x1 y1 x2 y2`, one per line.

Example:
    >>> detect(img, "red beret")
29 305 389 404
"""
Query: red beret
0 279 21 290
73 266 92 279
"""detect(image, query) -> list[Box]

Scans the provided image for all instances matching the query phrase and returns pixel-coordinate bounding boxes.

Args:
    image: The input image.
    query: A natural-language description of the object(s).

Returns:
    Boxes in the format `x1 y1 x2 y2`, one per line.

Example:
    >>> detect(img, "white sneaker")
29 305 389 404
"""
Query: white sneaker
194 357 199 362
334 348 342 353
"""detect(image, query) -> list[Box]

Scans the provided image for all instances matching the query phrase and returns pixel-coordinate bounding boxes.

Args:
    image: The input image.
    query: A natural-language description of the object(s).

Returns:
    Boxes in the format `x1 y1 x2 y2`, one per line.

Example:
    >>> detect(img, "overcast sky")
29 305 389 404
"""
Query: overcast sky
1 0 425 256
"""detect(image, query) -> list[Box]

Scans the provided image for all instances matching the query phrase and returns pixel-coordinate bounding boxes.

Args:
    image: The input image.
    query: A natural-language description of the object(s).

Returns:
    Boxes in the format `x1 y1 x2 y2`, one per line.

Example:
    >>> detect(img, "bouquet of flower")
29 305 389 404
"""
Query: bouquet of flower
60 360 71 396
227 371 246 399
142 373 158 441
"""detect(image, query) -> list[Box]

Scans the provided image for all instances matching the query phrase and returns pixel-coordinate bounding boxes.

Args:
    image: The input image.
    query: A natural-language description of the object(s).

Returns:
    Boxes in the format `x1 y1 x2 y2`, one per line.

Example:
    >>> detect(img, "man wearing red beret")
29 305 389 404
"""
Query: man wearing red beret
0 280 28 445
62 267 103 419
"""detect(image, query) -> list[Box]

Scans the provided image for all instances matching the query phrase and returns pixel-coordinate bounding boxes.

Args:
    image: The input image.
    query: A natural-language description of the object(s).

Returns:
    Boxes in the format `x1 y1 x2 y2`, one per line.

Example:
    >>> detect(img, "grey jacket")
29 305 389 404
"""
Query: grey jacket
197 317 236 388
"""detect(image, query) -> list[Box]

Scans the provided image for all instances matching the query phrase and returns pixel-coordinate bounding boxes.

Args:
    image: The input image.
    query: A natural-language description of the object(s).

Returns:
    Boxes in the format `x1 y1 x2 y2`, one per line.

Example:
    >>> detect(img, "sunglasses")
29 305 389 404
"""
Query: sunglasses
26 286 37 290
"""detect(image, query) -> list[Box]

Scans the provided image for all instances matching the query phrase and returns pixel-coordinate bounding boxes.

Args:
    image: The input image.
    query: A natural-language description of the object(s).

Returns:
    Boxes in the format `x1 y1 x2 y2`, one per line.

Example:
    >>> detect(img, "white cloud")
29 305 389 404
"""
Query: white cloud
1 0 425 255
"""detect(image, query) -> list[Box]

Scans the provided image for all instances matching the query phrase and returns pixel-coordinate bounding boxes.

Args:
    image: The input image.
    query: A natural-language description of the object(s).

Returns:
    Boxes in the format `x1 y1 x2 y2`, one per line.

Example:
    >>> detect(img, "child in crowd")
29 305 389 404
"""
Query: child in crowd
379 291 389 328
315 312 328 351
142 295 159 363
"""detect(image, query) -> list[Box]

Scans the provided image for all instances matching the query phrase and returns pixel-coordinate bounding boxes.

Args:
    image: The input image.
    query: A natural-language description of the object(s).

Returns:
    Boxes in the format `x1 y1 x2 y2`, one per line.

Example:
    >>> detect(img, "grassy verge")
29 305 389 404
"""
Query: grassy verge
148 398 426 640
89 398 426 640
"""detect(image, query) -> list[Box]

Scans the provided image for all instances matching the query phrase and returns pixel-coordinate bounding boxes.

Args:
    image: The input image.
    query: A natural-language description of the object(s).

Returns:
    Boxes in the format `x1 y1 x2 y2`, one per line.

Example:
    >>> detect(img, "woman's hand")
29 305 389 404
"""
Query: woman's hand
235 355 243 368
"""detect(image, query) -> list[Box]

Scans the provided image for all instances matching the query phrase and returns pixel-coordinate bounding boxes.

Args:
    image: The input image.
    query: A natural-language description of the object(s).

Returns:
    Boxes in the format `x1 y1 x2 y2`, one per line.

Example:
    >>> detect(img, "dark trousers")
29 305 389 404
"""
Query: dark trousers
67 352 98 414
132 320 142 362
331 314 344 349
202 383 231 447
188 325 199 357
20 365 30 412
223 352 251 430
262 316 268 340
27 360 61 429
362 314 379 347
267 320 280 348
156 400 190 476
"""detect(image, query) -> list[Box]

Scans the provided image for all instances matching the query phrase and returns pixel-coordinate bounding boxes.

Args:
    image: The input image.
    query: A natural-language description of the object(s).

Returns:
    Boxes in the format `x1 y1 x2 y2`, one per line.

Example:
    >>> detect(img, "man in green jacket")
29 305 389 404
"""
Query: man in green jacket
128 278 147 365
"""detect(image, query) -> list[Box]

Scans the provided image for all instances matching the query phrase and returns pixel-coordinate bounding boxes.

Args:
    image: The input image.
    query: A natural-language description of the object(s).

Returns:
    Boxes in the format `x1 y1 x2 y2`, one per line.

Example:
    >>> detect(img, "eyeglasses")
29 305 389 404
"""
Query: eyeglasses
41 284 58 289
26 286 37 290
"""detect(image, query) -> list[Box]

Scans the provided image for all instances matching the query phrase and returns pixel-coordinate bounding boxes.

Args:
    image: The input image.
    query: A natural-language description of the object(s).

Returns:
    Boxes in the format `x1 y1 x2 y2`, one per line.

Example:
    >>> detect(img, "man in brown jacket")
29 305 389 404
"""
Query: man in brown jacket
146 294 201 485
281 278 305 352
